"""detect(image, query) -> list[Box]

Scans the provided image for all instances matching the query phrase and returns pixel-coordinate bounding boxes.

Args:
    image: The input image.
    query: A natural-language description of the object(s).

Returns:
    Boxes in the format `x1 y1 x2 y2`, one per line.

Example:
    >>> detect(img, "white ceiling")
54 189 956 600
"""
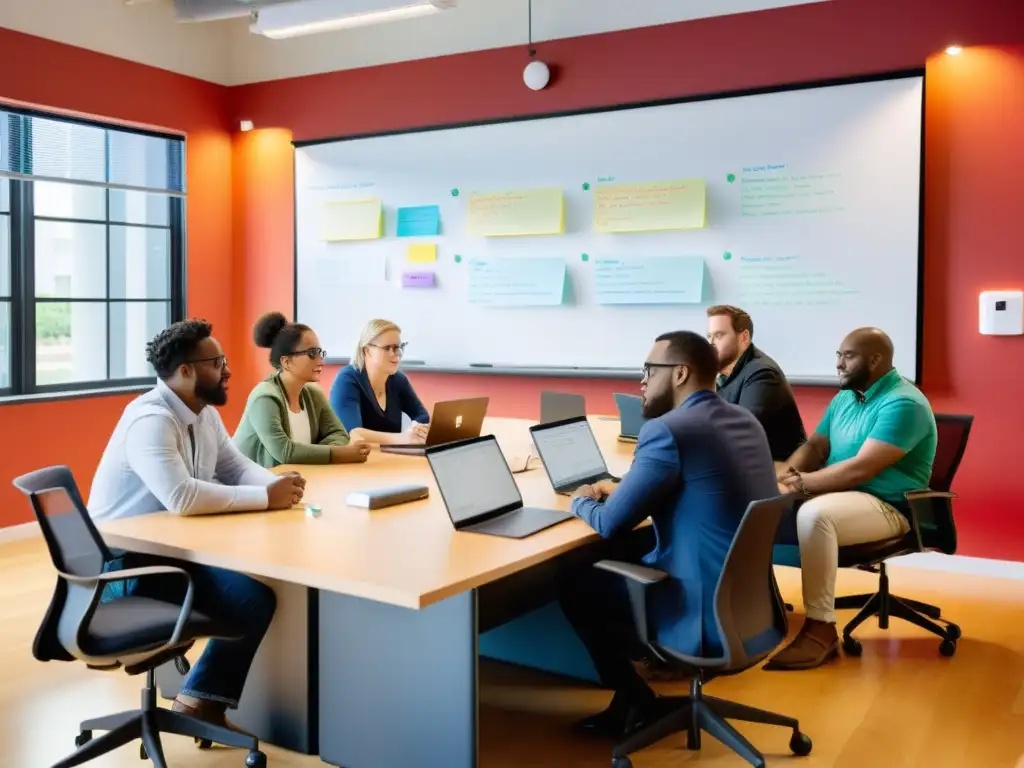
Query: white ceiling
0 0 831 86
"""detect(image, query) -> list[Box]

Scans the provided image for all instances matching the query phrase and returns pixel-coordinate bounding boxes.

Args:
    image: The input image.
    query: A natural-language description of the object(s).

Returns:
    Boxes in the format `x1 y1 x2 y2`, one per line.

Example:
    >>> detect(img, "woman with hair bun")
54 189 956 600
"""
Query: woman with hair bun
234 312 371 467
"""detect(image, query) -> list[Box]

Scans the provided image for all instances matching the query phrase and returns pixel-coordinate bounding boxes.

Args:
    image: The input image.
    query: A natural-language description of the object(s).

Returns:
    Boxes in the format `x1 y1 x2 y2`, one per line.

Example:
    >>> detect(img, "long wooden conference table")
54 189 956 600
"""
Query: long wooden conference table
98 415 638 767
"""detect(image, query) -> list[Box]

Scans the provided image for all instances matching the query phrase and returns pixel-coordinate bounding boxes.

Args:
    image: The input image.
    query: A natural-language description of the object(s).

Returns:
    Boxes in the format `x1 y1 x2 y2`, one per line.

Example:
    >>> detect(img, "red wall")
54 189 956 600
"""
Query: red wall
0 29 235 526
228 0 1024 561
1 1 1022 562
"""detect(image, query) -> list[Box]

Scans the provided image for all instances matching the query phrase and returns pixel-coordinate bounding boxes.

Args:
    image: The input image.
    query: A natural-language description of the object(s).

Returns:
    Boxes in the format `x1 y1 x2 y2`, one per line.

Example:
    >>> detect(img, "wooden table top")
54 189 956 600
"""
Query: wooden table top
99 416 637 609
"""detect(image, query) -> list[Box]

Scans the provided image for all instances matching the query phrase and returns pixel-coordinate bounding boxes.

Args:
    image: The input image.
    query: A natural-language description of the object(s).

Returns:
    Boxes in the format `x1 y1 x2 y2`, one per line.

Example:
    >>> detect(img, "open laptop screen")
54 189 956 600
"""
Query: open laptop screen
428 438 521 524
531 418 607 489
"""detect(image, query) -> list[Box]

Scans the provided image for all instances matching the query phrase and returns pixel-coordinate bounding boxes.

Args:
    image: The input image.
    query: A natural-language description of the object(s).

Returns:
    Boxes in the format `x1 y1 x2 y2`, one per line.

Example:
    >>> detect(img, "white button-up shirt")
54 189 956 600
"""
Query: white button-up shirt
89 380 278 522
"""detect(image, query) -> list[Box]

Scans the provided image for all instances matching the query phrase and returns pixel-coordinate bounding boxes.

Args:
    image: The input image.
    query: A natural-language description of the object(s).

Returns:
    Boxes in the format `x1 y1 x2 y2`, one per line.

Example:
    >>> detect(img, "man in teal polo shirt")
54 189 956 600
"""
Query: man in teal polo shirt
765 327 936 671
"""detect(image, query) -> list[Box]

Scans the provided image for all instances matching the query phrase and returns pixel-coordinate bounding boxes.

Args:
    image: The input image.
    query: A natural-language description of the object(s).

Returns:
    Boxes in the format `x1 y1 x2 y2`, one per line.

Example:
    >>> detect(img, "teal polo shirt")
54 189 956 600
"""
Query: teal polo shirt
815 368 937 505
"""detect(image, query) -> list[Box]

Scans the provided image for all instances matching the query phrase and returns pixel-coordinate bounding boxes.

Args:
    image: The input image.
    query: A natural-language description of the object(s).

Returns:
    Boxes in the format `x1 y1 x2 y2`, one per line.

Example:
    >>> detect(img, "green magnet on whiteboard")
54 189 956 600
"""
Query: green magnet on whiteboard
581 253 590 262
451 188 459 196
723 252 733 261
726 173 736 183
454 254 462 263
582 182 591 191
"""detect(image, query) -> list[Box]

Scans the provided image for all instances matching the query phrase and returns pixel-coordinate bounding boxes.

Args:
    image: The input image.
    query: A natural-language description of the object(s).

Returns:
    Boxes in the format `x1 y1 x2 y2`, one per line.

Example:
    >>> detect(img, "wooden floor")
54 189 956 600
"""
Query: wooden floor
3 537 1024 767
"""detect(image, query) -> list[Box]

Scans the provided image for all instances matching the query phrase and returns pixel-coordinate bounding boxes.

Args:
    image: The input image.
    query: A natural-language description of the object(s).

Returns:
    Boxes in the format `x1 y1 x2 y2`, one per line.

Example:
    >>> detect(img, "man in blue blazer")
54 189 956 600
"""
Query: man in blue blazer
559 330 778 737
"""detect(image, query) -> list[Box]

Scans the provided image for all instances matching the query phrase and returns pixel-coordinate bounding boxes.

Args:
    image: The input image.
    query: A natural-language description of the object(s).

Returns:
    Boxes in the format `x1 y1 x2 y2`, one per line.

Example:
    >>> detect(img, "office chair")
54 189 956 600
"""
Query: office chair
834 413 972 658
13 466 267 768
594 494 812 768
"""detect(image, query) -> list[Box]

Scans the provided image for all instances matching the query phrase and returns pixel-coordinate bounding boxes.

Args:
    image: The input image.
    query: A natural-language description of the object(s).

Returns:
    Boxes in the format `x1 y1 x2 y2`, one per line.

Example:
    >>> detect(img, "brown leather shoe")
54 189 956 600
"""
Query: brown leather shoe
764 620 840 671
171 696 252 739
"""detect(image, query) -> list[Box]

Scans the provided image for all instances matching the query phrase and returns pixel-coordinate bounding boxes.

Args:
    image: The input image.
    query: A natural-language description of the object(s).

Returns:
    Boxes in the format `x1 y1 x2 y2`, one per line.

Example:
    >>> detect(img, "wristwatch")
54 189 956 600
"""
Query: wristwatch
791 472 810 495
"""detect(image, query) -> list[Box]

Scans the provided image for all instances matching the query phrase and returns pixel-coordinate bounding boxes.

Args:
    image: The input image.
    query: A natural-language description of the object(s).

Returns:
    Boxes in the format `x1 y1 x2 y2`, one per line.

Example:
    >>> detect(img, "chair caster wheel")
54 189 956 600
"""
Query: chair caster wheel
946 623 961 641
612 758 632 768
790 730 813 756
842 636 862 657
140 744 148 760
246 750 267 768
939 638 957 657
194 737 212 750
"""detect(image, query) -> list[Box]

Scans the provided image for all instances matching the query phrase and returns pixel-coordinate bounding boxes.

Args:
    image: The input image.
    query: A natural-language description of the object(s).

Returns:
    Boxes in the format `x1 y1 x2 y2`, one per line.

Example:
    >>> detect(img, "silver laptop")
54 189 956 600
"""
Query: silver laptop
425 436 574 539
529 416 620 495
613 393 647 443
380 397 489 455
540 391 586 424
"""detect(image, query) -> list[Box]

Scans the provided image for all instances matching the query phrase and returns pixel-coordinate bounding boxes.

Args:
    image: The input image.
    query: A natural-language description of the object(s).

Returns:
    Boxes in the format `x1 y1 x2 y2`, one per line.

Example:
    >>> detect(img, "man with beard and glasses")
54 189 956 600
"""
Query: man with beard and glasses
764 327 936 671
556 331 777 739
706 304 806 461
88 319 305 731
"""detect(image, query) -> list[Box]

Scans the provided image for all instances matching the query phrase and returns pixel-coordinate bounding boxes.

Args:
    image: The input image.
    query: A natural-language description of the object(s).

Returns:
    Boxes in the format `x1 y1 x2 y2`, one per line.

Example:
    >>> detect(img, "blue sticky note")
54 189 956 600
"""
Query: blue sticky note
594 256 705 305
396 205 441 237
468 257 566 307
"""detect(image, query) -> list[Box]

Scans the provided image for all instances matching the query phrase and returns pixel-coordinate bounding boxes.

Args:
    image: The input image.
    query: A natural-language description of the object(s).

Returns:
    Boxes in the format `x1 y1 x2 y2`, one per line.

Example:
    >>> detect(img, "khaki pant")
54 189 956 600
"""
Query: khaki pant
797 491 910 624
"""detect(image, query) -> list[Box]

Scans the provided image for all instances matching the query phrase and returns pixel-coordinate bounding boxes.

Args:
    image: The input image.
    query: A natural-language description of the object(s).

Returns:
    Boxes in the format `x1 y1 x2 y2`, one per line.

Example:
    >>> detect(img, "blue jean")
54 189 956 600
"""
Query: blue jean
101 551 276 709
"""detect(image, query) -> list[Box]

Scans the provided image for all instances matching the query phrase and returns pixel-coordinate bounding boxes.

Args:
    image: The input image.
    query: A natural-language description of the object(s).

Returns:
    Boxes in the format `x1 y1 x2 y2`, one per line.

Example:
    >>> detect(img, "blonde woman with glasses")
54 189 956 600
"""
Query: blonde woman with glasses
329 319 431 445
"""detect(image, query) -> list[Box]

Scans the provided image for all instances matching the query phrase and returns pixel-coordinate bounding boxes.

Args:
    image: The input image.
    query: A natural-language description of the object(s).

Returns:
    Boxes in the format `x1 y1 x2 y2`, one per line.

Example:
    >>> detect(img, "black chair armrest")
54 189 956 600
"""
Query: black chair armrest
904 490 957 501
593 559 669 647
61 565 195 655
902 490 958 555
594 560 669 585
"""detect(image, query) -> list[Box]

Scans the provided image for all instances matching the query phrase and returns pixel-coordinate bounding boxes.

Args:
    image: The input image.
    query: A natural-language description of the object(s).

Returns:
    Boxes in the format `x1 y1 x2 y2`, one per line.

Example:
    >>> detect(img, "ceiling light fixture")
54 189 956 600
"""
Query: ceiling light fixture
250 0 456 40
522 0 549 91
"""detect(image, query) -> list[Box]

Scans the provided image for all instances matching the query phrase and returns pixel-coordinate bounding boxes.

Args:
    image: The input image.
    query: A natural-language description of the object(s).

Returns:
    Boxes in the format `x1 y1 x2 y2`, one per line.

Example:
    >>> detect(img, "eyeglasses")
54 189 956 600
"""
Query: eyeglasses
287 347 327 360
188 355 227 370
368 342 407 356
642 362 682 381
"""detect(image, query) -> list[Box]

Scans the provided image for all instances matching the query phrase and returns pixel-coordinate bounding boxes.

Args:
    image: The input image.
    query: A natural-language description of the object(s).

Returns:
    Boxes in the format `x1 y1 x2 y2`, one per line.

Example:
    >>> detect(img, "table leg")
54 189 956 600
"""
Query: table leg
318 589 477 768
155 578 318 754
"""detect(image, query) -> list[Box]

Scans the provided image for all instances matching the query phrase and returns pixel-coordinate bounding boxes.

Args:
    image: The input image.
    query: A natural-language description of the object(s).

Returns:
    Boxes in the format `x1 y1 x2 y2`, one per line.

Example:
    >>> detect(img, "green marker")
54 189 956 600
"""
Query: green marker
723 252 732 261
726 173 736 183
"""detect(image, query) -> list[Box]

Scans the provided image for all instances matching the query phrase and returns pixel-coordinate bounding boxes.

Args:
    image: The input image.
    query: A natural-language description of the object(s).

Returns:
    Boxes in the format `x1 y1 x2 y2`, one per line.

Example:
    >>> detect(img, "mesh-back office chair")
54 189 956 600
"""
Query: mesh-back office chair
13 466 267 768
834 413 972 658
594 495 812 768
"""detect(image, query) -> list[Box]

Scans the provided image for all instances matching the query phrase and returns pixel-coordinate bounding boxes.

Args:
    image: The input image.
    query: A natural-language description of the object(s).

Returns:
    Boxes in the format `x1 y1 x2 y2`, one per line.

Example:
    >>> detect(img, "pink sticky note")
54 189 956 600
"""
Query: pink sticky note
402 270 436 288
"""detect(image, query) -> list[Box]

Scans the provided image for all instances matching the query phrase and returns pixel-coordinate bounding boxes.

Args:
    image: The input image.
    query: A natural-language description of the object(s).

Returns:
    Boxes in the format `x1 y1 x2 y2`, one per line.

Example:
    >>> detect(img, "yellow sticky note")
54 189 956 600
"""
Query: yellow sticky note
466 188 564 237
407 243 438 263
320 199 383 241
593 179 707 233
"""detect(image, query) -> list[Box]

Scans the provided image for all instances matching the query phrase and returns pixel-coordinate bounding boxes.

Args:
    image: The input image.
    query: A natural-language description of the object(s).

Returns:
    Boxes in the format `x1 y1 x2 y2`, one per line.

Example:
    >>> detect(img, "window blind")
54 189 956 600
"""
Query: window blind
0 108 185 196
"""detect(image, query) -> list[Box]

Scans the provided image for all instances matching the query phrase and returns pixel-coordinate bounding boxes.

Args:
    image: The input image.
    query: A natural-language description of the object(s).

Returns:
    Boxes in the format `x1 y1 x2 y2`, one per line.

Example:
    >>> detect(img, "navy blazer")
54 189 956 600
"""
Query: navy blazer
572 389 777 657
329 365 430 434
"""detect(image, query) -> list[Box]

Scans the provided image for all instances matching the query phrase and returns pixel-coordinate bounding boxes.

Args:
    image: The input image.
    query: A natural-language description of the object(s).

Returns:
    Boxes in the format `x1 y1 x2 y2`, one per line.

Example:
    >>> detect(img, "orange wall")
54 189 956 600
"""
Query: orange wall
229 0 1024 561
0 28 234 526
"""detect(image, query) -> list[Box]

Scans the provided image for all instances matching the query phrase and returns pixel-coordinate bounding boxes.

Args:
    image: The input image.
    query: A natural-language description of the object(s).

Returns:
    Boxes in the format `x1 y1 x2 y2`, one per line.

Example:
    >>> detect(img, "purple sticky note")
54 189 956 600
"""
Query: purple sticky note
402 270 436 288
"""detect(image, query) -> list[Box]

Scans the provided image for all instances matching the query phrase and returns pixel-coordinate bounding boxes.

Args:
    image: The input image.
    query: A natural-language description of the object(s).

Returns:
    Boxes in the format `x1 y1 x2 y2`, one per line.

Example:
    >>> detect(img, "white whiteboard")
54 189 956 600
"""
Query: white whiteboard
295 74 923 384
